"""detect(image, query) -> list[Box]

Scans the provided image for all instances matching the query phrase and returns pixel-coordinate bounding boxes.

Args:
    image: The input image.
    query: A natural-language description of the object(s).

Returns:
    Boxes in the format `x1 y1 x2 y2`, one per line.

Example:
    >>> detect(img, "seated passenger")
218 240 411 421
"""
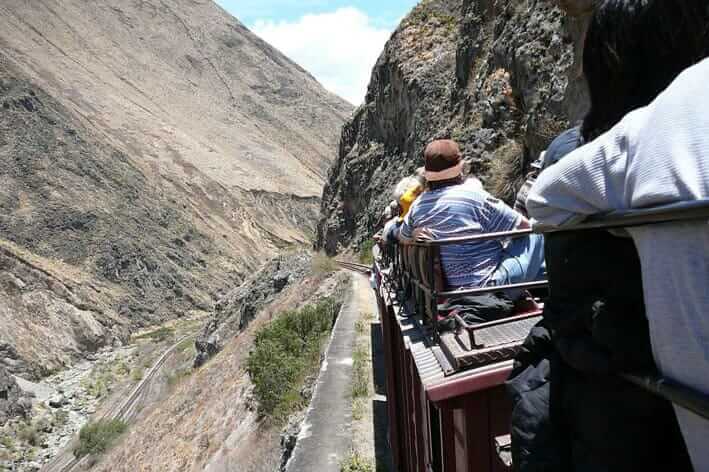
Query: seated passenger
398 139 544 290
378 176 425 248
514 127 582 217
527 3 709 469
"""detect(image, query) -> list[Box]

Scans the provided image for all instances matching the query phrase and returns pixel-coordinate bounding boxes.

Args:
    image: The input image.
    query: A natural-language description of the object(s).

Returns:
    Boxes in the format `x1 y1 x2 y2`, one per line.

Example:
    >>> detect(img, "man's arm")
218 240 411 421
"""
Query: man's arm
527 113 640 227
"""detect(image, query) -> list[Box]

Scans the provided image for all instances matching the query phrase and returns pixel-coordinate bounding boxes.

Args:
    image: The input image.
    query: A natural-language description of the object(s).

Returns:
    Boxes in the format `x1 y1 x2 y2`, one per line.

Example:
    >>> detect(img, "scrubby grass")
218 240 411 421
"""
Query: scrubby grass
352 345 370 399
405 1 458 36
74 420 128 458
176 337 195 354
114 361 130 376
131 367 144 382
358 240 375 265
487 141 525 205
134 326 174 342
82 367 114 399
312 252 338 276
0 434 14 450
17 423 39 447
167 368 192 388
53 410 69 428
341 450 375 472
247 298 341 422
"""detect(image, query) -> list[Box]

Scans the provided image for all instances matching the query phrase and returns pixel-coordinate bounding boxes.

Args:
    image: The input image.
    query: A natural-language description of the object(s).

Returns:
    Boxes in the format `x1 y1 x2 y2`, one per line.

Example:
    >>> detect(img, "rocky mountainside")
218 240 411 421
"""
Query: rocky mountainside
91 255 349 472
317 0 593 253
0 0 351 384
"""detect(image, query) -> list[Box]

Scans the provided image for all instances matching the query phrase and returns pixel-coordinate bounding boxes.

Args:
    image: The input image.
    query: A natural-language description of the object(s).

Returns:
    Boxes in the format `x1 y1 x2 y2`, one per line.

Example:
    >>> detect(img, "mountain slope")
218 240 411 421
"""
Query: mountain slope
0 0 351 380
317 0 591 252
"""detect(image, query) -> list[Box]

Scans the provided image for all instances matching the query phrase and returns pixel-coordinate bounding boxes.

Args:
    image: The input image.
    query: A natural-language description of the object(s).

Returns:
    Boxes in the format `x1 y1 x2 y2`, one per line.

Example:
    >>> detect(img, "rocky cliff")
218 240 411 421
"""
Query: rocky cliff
317 0 593 253
0 0 351 382
193 252 313 368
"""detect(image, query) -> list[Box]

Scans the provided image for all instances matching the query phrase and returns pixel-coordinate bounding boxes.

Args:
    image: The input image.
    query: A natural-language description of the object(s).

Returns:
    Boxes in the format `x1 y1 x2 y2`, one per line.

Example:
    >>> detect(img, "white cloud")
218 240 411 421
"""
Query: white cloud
251 8 392 105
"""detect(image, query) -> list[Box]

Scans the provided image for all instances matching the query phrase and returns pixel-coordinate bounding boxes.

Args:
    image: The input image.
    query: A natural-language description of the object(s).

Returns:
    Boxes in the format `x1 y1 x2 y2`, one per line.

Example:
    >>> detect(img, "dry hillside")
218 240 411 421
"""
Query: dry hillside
0 0 351 380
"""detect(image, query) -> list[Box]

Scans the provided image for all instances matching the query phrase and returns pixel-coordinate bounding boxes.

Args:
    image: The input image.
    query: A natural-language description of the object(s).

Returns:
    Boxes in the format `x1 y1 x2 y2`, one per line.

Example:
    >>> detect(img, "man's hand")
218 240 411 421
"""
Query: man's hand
412 227 434 242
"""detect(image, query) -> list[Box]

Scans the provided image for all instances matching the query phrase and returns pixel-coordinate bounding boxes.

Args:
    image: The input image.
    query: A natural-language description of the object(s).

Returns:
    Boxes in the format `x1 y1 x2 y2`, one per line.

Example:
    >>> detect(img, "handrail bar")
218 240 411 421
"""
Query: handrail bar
537 199 709 233
437 280 549 298
622 374 709 421
406 228 534 247
403 199 709 247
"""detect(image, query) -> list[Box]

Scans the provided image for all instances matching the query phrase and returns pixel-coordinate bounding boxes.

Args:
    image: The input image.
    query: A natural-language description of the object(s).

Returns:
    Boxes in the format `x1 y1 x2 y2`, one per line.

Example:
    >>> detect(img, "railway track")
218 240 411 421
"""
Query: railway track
42 335 195 472
335 260 372 275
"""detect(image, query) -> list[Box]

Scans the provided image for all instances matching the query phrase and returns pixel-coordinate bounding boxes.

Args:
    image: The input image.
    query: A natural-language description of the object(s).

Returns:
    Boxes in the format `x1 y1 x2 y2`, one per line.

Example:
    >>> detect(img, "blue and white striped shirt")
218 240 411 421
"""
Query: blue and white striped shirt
400 180 521 288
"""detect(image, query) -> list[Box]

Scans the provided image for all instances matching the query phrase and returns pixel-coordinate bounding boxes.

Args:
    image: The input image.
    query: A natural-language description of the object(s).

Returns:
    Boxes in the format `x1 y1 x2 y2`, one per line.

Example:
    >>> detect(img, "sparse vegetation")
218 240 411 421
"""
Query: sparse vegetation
352 397 366 421
0 434 14 450
82 366 115 399
405 1 458 36
358 240 375 265
177 338 195 354
247 298 341 422
114 361 130 376
131 367 144 382
53 410 69 428
134 326 175 342
312 252 338 276
167 368 192 388
341 450 375 472
487 141 525 205
74 419 128 458
352 345 370 399
16 423 39 447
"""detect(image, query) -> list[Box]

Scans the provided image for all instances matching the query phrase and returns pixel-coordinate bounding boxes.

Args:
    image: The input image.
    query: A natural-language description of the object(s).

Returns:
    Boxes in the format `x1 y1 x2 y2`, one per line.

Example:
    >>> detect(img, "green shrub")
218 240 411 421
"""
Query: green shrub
247 299 341 422
74 420 128 458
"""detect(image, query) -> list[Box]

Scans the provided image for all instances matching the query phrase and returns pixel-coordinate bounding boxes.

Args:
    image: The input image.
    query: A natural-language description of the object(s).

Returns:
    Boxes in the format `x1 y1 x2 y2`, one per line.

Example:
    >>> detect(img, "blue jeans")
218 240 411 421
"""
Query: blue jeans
489 234 546 286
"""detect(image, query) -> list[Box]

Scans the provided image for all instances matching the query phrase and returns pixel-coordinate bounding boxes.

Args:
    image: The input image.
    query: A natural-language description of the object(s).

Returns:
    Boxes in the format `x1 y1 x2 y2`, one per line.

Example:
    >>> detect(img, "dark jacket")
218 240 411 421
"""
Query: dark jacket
507 230 692 471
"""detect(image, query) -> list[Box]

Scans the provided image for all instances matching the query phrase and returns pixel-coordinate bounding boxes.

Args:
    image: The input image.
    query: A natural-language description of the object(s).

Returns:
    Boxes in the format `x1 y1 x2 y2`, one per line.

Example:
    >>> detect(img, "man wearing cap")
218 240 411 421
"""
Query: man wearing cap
398 139 545 290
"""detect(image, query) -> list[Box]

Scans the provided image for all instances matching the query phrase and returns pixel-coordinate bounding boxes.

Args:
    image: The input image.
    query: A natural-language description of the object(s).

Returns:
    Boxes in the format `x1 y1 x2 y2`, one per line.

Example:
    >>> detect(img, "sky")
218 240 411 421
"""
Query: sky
215 1 419 105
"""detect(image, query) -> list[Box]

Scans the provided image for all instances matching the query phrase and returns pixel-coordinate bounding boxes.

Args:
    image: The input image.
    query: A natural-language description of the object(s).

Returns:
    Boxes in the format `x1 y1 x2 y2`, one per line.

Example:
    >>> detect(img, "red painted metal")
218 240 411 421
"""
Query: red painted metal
376 287 514 472
426 364 513 403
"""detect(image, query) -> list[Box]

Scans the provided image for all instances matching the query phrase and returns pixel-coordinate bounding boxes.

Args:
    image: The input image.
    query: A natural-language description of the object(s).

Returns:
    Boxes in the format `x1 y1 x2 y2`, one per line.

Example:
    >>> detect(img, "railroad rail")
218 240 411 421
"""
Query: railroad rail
41 335 195 472
335 260 371 275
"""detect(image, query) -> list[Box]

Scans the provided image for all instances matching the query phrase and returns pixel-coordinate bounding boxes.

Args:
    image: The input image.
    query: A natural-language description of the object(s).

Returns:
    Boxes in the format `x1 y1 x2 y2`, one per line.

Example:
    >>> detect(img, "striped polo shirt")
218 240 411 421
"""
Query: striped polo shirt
400 180 521 288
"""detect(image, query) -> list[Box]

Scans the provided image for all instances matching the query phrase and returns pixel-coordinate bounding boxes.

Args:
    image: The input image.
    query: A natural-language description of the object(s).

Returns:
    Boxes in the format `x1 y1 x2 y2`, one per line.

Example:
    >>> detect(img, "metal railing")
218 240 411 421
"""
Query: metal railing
378 198 709 420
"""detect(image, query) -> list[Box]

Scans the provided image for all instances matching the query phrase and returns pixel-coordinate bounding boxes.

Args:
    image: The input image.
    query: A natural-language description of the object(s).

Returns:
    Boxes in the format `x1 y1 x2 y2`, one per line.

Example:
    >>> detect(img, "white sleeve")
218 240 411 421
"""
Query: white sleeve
526 116 638 227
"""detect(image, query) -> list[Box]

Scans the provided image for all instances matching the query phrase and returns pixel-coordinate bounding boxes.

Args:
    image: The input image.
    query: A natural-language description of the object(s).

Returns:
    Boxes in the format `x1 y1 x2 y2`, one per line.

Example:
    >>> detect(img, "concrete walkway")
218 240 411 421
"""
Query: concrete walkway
286 274 374 472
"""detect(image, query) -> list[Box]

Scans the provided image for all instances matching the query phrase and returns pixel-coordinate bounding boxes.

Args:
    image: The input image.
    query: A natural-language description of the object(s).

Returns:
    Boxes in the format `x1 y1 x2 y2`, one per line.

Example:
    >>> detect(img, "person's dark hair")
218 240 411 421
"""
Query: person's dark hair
582 0 709 141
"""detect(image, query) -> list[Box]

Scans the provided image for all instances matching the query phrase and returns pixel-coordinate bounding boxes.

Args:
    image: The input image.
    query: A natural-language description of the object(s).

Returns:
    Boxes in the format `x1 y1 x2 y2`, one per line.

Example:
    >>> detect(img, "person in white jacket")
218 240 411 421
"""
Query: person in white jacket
528 57 709 470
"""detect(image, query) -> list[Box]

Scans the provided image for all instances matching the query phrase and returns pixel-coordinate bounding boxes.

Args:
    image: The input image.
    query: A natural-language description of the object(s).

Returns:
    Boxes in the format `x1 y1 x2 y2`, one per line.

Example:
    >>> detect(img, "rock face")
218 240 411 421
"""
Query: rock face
194 252 312 367
0 0 351 378
317 0 593 253
0 366 30 424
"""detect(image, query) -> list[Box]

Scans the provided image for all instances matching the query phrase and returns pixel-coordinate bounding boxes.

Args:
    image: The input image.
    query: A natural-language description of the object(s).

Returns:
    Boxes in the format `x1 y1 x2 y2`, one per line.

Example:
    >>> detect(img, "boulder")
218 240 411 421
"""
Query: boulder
0 365 31 424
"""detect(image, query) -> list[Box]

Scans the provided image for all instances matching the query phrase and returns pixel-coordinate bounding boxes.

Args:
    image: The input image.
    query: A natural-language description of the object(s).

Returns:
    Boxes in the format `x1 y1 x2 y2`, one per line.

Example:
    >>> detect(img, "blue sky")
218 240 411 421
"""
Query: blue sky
215 1 419 104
